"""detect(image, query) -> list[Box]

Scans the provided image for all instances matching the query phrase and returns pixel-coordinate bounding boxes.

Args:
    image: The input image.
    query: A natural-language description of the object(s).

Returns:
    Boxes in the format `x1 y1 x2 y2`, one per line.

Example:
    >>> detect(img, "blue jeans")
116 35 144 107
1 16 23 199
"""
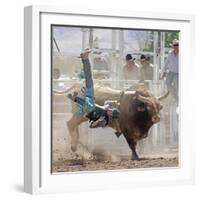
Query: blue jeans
76 59 95 114
166 72 178 99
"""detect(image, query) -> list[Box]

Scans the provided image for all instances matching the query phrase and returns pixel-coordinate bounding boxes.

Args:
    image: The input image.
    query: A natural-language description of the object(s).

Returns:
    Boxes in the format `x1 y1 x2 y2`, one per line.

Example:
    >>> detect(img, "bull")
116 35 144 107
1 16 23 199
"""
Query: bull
54 83 168 160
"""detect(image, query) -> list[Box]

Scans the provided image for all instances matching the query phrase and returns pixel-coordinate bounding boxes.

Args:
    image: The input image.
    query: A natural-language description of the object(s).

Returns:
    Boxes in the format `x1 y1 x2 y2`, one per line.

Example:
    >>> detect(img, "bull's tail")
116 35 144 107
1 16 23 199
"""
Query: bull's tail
53 84 76 95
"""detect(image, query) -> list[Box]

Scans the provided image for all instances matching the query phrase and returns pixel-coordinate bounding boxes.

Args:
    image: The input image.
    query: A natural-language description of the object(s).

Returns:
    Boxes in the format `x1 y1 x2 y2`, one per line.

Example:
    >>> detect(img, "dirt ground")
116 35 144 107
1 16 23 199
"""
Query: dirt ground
52 156 178 173
52 103 179 174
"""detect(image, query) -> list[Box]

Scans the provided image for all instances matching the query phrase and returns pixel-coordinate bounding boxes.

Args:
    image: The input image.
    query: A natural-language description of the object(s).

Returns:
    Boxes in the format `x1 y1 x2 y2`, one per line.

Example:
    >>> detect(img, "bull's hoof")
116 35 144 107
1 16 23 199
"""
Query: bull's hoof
114 131 122 138
131 153 140 161
71 145 77 152
86 154 94 161
131 156 140 161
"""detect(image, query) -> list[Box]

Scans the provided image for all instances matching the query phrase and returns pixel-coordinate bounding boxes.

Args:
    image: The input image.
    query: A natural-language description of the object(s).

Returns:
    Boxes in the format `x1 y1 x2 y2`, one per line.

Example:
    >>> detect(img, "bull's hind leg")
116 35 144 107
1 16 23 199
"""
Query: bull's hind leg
123 135 139 160
67 115 86 152
67 115 94 160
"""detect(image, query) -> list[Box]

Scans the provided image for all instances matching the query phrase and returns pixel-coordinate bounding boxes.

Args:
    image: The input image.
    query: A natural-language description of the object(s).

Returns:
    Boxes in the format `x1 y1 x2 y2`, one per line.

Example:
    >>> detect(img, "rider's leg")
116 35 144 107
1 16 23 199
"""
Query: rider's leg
79 50 95 114
80 51 94 99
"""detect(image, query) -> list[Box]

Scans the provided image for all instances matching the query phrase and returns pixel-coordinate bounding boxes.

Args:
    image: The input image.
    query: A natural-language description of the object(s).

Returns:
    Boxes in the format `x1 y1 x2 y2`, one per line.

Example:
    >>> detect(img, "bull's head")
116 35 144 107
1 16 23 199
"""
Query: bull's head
135 89 168 124
119 89 168 140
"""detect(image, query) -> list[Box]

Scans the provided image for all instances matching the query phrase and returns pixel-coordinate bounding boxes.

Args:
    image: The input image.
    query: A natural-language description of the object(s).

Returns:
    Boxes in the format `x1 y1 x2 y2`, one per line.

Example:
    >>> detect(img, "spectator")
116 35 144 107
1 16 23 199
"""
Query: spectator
122 54 140 80
140 54 154 82
163 39 179 99
53 68 60 79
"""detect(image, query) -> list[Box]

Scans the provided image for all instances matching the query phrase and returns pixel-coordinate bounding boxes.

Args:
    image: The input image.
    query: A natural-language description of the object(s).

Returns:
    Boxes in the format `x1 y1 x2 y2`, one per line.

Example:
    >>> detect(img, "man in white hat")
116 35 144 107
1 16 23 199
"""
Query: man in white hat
163 39 179 99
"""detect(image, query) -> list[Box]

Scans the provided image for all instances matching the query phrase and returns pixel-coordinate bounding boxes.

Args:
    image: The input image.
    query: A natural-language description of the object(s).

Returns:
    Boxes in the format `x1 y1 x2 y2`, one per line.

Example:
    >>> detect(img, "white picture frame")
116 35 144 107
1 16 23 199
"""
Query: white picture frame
24 5 195 194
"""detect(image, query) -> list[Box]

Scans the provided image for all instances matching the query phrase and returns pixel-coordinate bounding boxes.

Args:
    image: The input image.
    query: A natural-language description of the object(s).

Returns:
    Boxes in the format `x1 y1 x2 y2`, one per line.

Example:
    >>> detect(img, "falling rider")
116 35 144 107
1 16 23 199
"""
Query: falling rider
68 49 121 131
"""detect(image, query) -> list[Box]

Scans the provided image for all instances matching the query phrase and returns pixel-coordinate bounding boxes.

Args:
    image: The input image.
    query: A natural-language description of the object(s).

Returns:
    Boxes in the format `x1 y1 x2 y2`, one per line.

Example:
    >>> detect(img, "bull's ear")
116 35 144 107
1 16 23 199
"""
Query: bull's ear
136 94 150 104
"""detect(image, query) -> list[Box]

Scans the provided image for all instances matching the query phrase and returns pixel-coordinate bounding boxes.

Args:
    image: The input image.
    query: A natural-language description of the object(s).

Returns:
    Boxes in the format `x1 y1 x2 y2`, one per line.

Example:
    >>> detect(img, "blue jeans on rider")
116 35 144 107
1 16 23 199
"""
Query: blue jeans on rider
76 59 95 115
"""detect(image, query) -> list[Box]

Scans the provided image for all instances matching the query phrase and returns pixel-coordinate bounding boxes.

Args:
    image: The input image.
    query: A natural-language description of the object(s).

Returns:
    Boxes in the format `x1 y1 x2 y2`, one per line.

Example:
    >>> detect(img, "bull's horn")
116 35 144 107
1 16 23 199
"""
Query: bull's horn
157 90 169 101
137 94 151 104
124 91 136 95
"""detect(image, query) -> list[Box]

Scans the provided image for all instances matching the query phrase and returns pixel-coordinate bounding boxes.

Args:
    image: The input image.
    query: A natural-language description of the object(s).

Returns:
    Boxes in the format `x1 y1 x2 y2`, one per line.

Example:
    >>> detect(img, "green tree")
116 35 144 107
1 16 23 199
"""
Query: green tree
165 32 179 47
142 31 154 52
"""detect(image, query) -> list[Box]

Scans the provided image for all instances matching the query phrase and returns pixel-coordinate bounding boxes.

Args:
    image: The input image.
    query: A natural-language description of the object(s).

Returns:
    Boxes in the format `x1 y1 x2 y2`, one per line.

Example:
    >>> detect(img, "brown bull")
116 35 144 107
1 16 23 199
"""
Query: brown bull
54 84 168 160
118 89 166 159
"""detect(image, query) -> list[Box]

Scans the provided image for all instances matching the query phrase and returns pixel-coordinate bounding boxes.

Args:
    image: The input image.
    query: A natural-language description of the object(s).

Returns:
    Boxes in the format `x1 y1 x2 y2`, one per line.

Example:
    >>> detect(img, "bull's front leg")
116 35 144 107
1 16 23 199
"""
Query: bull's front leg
123 134 139 160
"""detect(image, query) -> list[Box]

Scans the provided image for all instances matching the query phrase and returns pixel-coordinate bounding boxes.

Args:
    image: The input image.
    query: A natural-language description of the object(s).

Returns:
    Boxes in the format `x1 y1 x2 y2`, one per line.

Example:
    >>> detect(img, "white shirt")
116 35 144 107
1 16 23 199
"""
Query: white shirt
165 50 179 73
123 62 140 80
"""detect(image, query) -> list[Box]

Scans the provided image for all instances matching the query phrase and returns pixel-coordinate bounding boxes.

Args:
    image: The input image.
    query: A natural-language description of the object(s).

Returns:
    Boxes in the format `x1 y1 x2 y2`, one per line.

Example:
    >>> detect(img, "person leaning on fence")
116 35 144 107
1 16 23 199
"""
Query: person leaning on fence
163 39 179 99
122 54 140 81
139 54 154 88
68 49 121 131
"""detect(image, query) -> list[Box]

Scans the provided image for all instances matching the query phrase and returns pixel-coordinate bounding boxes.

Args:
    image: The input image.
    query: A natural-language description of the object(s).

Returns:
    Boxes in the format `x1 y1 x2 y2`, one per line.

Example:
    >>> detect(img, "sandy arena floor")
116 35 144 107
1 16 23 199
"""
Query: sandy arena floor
52 157 178 173
52 107 179 173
